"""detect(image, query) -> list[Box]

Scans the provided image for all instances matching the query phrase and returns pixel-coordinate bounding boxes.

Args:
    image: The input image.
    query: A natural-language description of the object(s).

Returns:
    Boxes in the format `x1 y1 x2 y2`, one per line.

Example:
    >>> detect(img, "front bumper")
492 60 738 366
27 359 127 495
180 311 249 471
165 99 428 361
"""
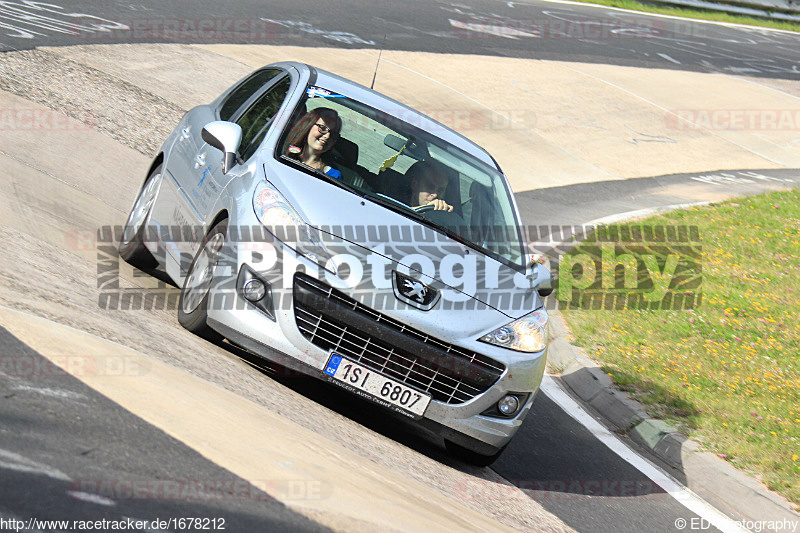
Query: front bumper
205 244 548 451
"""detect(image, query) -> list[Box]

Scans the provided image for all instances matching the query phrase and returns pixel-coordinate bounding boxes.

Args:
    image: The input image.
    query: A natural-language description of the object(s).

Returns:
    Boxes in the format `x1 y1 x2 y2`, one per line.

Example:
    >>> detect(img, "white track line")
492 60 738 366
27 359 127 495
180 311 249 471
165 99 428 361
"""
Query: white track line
657 53 682 65
583 201 713 225
0 448 71 482
541 376 750 532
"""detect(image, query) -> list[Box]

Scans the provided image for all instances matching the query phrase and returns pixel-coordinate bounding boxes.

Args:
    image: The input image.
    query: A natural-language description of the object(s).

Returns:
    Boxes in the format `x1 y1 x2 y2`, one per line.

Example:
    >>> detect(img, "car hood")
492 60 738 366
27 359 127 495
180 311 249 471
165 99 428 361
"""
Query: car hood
268 169 539 320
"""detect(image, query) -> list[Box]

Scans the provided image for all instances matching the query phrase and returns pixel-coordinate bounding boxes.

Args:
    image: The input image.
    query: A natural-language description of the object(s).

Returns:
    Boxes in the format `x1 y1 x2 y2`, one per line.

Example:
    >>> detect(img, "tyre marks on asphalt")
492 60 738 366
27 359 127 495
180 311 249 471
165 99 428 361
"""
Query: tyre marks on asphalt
0 448 71 482
1 0 799 78
443 0 800 77
259 18 376 46
0 1 127 40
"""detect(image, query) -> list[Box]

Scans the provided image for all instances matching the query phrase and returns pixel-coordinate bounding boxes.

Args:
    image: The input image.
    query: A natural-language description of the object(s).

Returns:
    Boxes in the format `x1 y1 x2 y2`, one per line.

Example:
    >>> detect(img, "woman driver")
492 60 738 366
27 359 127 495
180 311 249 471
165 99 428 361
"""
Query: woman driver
284 107 342 180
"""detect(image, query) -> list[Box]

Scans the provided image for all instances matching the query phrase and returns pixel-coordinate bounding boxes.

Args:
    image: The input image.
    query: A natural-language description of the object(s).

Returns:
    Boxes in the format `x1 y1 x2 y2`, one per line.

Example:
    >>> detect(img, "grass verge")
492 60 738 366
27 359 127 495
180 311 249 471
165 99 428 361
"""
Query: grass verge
568 0 800 32
561 189 799 505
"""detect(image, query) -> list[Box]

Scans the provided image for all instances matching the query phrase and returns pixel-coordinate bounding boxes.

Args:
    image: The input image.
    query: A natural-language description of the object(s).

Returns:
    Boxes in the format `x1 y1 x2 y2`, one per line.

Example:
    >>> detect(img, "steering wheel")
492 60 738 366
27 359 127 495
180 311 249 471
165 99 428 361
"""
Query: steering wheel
374 193 413 209
413 204 437 214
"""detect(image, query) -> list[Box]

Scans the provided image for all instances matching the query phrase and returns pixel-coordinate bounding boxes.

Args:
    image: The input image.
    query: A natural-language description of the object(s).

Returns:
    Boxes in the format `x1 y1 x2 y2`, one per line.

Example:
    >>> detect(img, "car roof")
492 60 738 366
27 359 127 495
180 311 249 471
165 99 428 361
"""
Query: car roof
273 61 499 170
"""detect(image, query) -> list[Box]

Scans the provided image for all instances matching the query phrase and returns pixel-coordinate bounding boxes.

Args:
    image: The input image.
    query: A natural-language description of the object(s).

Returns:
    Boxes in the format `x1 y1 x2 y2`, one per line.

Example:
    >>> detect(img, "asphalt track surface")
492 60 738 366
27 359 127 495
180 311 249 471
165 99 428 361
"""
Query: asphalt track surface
518 168 799 230
0 325 716 533
0 0 799 78
1 1 799 532
0 329 329 533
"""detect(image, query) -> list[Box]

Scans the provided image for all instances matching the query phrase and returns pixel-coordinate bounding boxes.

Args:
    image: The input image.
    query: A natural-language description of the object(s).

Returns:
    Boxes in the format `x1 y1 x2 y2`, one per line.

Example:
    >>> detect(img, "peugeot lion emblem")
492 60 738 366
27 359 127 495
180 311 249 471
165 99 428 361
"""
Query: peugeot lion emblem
403 279 428 303
393 271 440 311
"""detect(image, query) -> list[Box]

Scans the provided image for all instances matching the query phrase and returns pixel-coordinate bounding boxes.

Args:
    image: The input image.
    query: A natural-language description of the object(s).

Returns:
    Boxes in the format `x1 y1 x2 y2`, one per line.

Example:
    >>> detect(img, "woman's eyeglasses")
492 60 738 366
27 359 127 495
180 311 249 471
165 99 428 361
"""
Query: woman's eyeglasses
314 123 339 137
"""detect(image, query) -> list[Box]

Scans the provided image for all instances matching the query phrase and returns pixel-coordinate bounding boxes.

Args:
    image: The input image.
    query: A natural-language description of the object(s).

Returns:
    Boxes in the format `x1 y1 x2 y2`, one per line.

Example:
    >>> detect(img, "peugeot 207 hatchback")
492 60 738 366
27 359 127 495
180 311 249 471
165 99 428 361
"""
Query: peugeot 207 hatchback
119 62 553 465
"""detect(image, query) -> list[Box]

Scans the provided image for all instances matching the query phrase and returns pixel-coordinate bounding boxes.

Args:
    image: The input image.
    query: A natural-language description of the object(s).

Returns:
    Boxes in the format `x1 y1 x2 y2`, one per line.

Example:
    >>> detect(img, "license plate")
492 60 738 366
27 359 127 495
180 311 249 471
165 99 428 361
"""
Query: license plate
324 354 431 417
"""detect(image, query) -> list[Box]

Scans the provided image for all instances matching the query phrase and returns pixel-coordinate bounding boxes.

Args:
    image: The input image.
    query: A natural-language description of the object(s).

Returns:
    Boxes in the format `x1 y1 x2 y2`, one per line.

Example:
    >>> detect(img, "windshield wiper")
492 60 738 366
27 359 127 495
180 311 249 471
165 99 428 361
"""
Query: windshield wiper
363 192 430 222
363 192 494 258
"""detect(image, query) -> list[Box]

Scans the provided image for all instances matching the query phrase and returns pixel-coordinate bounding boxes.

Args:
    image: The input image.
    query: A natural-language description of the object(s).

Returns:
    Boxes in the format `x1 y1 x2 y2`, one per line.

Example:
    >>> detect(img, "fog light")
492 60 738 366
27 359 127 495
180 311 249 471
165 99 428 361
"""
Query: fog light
497 395 520 416
242 279 266 302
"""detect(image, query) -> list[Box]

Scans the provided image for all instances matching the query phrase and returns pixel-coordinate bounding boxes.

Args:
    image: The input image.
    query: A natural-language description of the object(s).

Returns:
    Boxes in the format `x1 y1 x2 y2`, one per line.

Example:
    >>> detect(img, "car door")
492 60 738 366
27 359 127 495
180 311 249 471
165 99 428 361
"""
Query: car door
147 105 217 273
156 70 289 278
169 68 286 224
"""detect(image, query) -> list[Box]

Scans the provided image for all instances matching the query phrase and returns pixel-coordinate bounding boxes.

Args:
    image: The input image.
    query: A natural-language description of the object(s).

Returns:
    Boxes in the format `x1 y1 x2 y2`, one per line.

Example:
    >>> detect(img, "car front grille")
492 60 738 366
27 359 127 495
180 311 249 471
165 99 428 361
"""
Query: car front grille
293 274 505 404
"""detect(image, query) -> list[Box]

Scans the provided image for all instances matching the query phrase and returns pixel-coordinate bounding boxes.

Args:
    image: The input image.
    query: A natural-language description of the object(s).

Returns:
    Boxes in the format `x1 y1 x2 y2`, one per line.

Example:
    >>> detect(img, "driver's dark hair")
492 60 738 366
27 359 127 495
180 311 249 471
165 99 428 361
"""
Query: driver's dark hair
406 160 444 186
284 107 341 158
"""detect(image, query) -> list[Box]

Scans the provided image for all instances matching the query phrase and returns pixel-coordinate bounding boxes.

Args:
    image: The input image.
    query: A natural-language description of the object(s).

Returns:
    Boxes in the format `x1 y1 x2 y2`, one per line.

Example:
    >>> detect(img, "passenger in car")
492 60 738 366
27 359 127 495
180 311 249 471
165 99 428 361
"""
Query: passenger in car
284 107 343 179
406 160 453 211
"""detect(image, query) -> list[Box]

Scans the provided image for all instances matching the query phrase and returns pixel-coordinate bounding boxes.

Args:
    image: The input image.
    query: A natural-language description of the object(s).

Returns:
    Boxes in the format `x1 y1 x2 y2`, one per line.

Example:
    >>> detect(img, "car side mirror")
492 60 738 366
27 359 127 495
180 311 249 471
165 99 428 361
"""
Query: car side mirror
527 255 553 297
201 121 243 175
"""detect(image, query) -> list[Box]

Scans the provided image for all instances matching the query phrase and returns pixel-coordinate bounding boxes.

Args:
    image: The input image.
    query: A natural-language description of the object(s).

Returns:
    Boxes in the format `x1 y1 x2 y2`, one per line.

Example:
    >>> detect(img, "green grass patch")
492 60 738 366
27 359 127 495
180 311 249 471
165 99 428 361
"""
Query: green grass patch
570 0 800 32
561 189 800 505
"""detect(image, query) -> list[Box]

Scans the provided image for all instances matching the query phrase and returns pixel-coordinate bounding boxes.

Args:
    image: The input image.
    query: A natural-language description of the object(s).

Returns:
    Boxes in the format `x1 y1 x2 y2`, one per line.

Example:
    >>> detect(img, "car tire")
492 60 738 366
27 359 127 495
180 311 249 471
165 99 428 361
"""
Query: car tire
177 219 227 342
118 165 161 269
444 439 506 467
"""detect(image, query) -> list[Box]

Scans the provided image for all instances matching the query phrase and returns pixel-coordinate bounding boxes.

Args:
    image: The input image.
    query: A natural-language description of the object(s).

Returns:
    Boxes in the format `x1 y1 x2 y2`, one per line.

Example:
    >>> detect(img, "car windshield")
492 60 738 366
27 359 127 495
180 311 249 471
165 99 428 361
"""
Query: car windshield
277 85 526 270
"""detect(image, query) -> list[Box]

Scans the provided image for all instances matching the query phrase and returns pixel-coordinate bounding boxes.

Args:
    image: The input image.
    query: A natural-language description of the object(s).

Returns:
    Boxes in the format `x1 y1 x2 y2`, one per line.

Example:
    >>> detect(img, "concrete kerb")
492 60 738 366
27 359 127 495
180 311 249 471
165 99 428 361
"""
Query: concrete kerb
545 308 800 525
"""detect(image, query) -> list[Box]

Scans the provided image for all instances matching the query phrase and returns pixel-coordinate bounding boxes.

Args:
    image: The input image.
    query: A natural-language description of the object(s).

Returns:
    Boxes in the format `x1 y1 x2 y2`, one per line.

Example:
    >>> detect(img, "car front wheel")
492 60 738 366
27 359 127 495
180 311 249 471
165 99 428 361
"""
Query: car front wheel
177 219 227 341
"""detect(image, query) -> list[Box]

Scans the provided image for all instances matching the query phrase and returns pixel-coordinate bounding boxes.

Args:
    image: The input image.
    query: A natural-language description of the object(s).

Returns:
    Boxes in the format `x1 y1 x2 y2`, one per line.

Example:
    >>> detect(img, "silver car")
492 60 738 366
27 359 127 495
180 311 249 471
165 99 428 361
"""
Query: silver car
119 62 553 465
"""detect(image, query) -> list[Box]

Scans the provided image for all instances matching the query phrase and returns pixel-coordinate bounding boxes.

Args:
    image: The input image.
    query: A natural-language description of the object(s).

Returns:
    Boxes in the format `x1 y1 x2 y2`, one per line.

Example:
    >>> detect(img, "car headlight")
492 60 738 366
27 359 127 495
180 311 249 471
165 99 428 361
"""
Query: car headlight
253 180 336 274
479 308 548 353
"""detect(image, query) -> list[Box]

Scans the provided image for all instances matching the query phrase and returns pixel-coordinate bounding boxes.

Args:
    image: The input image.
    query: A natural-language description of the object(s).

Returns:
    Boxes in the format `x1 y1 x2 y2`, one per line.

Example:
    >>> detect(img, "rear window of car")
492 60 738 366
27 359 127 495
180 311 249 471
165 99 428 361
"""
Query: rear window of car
219 68 283 121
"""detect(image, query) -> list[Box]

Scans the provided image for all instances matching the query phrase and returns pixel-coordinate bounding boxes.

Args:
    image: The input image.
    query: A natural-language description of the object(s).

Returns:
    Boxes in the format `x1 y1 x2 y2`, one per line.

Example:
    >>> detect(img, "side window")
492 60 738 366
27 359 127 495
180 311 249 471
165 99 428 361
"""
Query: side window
219 68 282 121
236 77 292 162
